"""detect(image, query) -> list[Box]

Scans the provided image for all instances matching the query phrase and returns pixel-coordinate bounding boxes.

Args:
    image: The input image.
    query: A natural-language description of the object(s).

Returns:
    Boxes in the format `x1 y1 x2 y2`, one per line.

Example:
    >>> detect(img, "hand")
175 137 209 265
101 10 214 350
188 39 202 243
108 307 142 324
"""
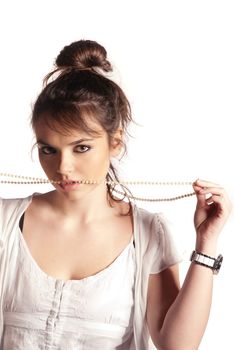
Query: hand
192 179 232 246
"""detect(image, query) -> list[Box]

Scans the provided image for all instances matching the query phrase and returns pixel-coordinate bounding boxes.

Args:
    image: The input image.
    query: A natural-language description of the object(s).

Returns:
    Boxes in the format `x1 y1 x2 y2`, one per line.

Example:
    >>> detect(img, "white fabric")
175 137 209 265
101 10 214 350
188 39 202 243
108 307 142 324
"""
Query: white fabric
0 195 182 349
2 226 135 349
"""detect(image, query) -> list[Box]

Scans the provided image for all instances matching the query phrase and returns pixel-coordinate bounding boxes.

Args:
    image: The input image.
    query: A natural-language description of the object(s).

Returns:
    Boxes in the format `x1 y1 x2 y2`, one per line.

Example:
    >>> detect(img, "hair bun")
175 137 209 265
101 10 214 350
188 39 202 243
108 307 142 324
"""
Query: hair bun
55 40 112 72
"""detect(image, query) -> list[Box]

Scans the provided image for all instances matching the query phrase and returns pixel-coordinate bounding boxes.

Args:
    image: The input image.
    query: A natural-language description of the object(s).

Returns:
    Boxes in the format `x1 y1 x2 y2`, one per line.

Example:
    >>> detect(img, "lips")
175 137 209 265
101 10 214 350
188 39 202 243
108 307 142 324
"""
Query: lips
57 179 81 191
61 180 77 185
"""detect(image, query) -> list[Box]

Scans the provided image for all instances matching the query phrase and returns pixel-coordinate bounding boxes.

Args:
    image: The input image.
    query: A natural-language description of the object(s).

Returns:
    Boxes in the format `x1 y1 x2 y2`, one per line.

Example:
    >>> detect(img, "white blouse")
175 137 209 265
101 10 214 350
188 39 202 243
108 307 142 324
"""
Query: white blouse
2 223 135 349
0 195 182 349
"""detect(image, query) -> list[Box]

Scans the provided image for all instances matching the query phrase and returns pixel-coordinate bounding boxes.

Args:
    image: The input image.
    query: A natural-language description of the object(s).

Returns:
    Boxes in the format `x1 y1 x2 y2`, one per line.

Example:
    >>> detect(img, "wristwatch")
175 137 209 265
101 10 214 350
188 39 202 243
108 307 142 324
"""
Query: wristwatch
190 250 223 275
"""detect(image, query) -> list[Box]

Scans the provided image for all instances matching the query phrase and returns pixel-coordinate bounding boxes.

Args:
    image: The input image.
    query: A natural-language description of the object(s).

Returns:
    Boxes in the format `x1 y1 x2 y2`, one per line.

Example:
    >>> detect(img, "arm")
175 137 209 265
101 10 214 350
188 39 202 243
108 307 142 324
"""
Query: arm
146 179 232 350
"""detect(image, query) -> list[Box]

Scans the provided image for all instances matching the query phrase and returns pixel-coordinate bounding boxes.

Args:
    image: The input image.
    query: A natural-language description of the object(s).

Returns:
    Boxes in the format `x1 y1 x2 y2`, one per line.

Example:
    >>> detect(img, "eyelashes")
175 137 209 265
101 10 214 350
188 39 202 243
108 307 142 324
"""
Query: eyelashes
39 146 56 155
74 145 91 153
38 145 91 155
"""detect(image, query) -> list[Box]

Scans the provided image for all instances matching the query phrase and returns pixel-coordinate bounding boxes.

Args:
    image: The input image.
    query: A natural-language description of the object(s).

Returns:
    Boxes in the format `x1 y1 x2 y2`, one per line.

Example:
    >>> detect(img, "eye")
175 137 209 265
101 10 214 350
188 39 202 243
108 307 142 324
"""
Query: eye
74 145 91 153
39 146 56 155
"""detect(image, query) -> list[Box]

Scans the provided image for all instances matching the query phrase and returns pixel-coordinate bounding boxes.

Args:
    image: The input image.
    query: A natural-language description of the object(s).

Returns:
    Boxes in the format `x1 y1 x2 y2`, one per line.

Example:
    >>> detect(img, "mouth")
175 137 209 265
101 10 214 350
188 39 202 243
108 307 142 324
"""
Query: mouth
61 180 78 185
58 179 81 191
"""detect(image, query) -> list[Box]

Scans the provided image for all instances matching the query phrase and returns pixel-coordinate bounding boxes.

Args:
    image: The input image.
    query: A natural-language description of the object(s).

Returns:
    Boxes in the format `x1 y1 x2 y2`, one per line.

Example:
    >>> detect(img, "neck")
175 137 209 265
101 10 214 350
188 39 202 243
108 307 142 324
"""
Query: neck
47 183 116 223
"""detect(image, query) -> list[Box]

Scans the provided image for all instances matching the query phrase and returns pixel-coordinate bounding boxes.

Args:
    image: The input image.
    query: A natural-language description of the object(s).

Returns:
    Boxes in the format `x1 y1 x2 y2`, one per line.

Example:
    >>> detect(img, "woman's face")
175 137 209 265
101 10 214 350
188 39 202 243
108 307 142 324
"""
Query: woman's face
35 118 122 198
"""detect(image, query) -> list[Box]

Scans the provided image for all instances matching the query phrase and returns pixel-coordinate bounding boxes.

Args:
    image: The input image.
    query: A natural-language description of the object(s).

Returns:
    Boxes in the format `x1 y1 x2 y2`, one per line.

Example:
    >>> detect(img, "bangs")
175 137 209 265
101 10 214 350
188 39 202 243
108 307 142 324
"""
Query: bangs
33 101 104 137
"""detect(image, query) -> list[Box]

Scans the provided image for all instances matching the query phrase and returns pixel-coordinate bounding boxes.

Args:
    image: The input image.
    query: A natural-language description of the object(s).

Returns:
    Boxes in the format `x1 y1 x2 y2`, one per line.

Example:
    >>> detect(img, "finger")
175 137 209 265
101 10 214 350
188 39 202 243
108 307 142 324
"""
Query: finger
205 194 231 217
198 187 224 196
194 183 231 204
193 179 221 188
199 188 231 208
206 194 222 205
192 184 208 207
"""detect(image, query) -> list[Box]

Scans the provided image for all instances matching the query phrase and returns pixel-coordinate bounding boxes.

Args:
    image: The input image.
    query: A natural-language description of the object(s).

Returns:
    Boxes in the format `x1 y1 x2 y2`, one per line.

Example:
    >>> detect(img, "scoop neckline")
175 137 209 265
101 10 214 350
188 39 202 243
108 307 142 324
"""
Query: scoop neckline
18 229 135 285
17 194 136 285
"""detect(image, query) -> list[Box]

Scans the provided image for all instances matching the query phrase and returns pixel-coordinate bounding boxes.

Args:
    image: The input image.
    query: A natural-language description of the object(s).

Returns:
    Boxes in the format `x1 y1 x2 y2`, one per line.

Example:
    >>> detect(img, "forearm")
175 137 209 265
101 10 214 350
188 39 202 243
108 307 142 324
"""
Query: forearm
157 239 217 350
149 179 231 350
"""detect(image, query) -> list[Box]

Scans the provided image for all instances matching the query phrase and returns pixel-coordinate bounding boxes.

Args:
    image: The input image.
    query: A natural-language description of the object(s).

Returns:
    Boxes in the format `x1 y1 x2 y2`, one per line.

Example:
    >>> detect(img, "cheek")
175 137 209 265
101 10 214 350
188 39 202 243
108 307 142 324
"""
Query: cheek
84 150 110 174
38 155 54 175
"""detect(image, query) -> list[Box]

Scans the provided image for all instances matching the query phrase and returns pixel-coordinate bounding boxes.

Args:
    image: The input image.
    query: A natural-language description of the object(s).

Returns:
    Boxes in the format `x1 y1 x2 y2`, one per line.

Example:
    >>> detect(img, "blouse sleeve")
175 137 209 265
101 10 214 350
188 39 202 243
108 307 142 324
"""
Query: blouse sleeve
150 213 183 274
0 197 3 239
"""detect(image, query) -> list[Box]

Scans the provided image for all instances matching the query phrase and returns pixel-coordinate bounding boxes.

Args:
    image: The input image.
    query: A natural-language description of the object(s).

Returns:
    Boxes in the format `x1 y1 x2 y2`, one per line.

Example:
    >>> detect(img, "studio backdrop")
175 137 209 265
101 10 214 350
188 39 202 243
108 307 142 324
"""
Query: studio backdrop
0 1 233 349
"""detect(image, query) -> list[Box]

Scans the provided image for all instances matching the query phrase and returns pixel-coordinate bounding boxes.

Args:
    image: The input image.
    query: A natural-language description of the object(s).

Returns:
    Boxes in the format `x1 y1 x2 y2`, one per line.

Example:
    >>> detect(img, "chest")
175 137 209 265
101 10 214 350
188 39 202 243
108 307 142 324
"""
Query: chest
20 211 133 281
4 223 135 350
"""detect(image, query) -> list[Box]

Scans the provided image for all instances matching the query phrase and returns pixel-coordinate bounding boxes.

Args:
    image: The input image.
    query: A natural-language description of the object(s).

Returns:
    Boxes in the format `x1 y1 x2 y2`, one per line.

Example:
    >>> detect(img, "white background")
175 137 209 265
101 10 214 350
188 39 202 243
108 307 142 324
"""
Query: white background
0 1 233 348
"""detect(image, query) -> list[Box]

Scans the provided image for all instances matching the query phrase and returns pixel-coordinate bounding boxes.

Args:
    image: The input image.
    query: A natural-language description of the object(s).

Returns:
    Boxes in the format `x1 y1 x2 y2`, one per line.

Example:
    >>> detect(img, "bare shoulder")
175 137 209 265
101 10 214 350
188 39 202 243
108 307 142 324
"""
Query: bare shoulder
28 191 57 213
30 191 55 205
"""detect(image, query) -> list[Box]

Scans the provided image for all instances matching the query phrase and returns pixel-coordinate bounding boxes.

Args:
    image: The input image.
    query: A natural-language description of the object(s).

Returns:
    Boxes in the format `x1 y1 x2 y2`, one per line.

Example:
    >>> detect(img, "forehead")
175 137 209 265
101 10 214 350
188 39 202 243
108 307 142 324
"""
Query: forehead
35 119 106 142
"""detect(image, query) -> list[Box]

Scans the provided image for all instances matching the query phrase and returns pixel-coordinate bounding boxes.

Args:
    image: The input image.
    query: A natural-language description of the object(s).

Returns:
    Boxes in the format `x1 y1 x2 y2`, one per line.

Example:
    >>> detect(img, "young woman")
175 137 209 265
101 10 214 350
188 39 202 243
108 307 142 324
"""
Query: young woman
0 40 231 350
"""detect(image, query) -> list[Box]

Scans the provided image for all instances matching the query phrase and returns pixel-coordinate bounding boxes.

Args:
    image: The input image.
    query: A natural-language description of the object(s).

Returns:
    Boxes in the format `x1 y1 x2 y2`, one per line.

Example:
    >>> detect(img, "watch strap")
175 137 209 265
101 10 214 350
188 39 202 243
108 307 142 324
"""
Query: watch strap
190 250 223 275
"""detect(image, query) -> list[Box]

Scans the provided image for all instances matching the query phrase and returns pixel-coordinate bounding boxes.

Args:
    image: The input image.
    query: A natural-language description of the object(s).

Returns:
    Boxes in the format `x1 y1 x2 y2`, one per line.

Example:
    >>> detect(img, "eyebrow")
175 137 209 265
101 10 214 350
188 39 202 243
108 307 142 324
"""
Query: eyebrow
37 138 95 146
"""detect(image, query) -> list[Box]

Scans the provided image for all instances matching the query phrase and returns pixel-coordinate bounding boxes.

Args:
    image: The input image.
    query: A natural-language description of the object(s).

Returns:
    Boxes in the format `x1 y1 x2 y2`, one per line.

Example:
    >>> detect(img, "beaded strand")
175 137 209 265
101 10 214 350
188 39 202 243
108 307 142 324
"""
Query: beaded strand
0 172 195 202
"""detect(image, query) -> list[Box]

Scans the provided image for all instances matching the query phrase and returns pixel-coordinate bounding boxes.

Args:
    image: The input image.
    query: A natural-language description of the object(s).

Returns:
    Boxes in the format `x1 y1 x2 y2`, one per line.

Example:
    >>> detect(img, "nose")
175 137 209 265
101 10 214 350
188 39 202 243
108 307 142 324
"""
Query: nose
56 153 74 176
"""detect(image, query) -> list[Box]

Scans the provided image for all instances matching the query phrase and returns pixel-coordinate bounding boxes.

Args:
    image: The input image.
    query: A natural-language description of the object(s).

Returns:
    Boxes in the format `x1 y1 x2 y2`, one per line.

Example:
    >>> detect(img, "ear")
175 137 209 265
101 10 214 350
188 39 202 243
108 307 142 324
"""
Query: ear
110 128 123 157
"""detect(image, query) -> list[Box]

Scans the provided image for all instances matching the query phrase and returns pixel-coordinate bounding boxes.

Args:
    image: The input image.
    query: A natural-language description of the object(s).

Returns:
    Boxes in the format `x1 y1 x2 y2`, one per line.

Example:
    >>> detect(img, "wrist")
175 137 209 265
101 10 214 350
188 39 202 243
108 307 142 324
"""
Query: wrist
195 238 218 256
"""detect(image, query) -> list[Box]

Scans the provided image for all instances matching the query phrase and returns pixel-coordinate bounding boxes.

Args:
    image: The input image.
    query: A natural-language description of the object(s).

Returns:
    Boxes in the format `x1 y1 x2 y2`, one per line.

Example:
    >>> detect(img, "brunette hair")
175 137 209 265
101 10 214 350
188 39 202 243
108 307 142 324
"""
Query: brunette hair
31 39 134 208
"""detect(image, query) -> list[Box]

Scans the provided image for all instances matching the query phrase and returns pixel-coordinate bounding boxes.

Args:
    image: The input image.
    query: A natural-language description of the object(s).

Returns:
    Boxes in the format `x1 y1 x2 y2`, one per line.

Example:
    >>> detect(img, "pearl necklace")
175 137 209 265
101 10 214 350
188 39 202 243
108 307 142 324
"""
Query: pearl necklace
0 173 195 202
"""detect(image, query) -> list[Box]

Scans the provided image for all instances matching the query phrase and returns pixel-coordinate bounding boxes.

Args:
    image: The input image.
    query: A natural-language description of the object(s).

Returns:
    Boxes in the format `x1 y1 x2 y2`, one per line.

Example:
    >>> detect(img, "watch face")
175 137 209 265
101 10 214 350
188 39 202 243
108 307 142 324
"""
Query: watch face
213 254 223 274
191 251 223 275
